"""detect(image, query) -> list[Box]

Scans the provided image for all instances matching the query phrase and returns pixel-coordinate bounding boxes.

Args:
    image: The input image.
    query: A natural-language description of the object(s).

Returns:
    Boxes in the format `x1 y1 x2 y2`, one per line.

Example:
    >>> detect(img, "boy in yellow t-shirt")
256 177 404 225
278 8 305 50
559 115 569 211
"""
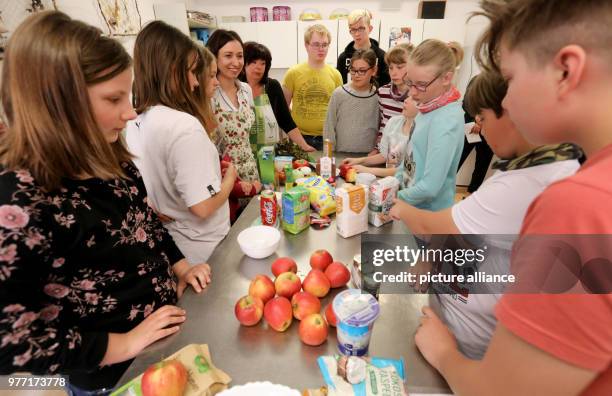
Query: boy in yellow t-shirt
283 24 342 151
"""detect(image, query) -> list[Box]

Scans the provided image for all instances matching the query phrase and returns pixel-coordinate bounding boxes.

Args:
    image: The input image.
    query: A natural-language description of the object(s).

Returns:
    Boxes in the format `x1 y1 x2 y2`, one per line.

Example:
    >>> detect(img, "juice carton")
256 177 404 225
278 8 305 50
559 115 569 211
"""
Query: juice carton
257 146 276 190
274 156 294 185
335 183 368 238
368 176 399 227
281 186 310 234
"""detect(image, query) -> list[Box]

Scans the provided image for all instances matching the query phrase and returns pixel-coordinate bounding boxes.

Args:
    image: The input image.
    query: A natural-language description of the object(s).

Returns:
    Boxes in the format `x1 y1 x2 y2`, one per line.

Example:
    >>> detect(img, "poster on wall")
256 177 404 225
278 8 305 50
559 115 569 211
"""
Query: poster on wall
388 27 412 47
96 0 142 35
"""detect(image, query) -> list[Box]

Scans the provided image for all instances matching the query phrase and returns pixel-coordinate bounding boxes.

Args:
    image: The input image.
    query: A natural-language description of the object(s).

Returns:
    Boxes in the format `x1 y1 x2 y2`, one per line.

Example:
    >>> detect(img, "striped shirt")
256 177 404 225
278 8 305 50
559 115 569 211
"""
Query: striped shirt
377 83 409 139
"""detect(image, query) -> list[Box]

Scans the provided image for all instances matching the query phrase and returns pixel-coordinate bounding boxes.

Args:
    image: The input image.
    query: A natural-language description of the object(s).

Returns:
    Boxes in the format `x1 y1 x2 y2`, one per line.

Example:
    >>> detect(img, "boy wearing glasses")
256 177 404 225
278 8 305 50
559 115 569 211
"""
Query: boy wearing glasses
337 9 390 86
283 24 342 151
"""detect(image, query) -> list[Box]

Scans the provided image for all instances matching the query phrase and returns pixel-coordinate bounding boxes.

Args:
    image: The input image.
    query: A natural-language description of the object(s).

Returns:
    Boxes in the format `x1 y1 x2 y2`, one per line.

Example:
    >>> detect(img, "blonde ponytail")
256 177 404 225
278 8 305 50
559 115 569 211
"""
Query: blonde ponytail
409 39 464 73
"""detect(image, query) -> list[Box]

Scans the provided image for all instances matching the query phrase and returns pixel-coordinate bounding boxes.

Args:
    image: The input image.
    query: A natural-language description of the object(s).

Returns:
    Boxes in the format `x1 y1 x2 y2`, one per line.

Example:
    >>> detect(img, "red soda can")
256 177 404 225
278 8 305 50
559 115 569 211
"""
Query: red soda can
260 190 277 226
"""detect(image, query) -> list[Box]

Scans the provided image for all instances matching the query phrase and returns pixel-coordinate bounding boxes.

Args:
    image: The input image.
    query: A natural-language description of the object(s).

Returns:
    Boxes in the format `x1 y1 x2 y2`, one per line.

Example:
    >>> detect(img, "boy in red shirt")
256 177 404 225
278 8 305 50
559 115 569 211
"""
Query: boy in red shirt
413 1 612 395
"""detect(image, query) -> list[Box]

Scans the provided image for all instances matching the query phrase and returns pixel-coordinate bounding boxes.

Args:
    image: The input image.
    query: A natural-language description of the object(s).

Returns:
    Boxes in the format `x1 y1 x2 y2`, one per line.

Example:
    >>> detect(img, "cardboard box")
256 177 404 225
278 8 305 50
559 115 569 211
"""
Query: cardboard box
336 184 368 238
281 186 310 234
368 176 399 227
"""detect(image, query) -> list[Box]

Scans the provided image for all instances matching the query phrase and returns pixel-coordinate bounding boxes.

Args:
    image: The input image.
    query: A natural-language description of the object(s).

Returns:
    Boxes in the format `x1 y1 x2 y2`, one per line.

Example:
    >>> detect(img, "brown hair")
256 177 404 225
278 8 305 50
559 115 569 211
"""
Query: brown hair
473 0 612 72
409 39 464 74
206 29 243 59
132 21 209 129
385 43 414 65
0 11 133 191
194 45 218 134
464 72 508 118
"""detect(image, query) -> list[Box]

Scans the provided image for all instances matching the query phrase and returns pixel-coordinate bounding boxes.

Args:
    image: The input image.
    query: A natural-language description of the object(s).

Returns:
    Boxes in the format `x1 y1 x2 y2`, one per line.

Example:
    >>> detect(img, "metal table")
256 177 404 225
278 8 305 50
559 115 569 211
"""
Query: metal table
118 167 450 394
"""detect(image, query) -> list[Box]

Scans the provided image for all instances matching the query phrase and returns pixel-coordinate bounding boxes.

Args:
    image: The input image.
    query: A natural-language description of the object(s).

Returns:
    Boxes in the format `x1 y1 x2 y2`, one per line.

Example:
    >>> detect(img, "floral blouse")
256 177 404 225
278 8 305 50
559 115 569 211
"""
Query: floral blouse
0 162 183 390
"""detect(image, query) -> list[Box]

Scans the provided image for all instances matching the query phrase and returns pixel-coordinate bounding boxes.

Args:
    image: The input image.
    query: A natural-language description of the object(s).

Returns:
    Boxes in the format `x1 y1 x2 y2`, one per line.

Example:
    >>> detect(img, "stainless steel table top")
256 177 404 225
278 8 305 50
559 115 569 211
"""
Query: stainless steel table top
118 163 450 394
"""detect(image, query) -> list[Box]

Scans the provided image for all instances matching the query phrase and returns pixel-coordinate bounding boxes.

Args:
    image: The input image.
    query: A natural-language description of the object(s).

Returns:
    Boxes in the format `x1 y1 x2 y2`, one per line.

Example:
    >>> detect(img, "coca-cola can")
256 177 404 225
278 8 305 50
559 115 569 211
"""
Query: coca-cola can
260 190 277 226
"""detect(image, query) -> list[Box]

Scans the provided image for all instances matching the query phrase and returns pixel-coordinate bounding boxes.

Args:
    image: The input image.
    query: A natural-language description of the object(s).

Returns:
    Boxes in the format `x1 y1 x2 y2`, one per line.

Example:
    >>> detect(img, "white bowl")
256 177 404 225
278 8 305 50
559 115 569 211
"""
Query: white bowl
218 381 300 396
237 225 281 259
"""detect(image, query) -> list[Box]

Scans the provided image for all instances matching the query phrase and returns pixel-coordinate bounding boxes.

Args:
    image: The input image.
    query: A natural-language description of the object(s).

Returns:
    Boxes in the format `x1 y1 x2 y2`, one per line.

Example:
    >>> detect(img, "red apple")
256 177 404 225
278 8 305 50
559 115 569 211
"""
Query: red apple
248 274 275 304
324 261 351 288
299 313 329 346
293 159 309 169
234 295 264 326
325 303 338 327
274 271 302 299
141 359 188 396
291 291 321 320
302 269 331 298
264 296 293 332
271 257 298 277
310 249 333 271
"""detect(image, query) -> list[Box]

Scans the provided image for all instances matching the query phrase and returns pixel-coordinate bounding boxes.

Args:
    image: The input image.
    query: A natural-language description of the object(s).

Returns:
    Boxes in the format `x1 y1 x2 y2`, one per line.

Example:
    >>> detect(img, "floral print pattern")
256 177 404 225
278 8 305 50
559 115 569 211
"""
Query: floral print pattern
212 86 260 183
0 162 184 387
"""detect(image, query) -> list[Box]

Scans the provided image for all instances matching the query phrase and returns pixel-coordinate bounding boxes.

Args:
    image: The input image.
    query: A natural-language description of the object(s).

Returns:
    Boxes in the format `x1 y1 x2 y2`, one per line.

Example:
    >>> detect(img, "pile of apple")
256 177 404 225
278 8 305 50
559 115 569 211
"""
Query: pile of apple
234 249 350 346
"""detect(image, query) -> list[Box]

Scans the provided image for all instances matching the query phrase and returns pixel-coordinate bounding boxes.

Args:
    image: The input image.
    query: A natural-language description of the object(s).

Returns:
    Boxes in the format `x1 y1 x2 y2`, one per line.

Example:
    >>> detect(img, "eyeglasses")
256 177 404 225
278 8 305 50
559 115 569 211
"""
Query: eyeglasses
309 42 329 49
349 67 373 76
403 72 443 92
349 26 366 35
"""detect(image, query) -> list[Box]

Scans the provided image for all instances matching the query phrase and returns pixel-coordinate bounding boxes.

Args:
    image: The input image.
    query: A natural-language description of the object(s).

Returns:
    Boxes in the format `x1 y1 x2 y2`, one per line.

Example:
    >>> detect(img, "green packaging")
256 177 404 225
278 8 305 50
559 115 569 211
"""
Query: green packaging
257 145 276 190
281 186 310 234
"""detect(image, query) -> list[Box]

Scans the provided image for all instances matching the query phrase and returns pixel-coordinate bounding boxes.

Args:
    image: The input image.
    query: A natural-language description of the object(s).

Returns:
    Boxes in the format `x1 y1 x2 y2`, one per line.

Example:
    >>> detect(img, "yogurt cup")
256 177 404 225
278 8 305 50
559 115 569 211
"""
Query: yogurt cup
333 289 380 356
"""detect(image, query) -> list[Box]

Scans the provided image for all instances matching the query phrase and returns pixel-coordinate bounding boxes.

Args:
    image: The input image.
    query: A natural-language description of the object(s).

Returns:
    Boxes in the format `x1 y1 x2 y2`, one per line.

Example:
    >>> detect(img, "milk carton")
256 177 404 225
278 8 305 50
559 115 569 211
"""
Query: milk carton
368 176 399 227
281 186 311 234
335 184 368 238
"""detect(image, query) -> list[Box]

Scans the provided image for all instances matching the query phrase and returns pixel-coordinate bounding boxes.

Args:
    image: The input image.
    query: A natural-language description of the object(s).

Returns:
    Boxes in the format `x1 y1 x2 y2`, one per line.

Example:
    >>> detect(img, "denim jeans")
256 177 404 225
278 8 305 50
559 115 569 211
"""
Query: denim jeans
303 135 323 151
65 383 112 396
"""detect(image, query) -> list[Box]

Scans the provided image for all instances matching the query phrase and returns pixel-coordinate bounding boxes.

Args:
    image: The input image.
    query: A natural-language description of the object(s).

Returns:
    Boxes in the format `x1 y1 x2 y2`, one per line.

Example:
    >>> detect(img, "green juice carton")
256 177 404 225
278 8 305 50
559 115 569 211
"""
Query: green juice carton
281 186 311 234
258 146 276 190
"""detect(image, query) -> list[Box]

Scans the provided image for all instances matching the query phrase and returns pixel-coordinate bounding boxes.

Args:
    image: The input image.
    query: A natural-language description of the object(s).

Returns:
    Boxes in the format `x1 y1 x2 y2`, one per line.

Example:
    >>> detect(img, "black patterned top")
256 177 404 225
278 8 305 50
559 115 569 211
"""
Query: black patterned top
0 162 183 390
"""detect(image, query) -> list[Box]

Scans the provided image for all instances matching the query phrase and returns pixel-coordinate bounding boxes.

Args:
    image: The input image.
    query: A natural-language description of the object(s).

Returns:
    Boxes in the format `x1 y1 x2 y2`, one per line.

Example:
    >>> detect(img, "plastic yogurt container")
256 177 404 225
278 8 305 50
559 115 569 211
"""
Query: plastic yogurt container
333 289 380 356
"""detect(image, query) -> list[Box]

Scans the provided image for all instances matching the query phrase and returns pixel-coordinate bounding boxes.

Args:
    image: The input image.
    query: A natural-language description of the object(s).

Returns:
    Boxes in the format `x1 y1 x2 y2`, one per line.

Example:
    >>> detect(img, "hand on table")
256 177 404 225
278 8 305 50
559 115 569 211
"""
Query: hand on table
300 143 316 152
415 306 458 372
368 149 380 156
176 263 212 297
409 259 433 293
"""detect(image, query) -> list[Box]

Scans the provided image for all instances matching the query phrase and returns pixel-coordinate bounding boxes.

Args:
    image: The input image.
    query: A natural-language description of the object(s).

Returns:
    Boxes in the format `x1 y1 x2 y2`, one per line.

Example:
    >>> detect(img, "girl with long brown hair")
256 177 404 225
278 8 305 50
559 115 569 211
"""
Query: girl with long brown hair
0 11 209 394
127 21 236 264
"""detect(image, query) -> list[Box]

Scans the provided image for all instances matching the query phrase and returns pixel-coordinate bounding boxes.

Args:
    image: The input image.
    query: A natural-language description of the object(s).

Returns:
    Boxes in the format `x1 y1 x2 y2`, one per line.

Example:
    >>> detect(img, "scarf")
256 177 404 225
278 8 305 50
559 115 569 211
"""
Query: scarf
492 143 583 172
416 86 461 114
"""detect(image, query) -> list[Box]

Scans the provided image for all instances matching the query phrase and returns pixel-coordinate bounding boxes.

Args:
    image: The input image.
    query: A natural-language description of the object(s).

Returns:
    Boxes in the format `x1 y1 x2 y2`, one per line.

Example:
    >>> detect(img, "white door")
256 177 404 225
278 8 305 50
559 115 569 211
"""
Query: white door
422 19 466 45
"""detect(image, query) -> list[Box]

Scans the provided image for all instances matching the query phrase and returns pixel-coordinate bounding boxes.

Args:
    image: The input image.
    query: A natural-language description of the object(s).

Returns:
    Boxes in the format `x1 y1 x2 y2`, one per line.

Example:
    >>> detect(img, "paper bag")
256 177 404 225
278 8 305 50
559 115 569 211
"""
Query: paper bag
111 344 231 396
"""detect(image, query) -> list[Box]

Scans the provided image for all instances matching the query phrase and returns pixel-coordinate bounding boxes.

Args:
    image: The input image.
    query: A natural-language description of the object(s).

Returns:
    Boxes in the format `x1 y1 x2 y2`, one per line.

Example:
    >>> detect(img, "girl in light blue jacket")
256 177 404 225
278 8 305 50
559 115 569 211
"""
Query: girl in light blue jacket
395 40 465 211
